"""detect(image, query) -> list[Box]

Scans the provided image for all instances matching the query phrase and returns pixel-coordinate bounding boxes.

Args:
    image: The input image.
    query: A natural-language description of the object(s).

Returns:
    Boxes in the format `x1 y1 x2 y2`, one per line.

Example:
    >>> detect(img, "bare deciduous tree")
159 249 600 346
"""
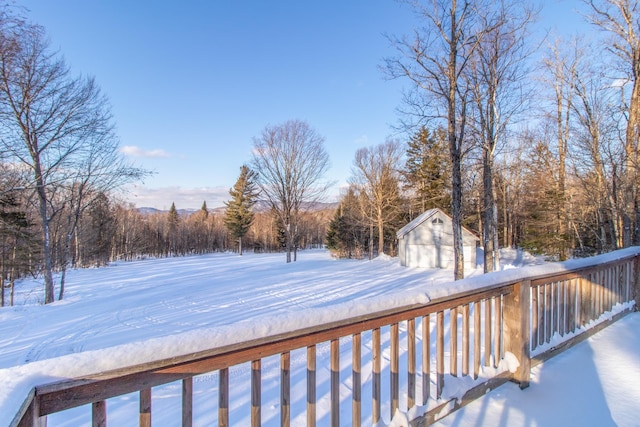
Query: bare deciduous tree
0 20 144 303
468 1 537 270
350 140 404 257
542 38 581 260
385 0 492 279
251 119 331 263
585 0 640 245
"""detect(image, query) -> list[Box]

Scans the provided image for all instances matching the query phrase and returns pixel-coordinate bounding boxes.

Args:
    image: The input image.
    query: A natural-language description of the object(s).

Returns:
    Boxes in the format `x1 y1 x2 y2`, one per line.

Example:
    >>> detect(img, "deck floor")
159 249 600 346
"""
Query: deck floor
434 312 640 426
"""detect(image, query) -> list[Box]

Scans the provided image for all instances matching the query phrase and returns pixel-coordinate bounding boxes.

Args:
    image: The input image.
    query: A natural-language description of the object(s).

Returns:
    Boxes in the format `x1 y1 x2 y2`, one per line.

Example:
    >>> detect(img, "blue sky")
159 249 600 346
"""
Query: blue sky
21 1 588 210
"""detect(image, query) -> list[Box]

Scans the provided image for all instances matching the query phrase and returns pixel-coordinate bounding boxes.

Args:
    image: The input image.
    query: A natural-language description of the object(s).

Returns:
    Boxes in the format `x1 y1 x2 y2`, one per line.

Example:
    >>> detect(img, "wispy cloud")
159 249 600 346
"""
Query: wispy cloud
119 145 170 158
355 135 369 145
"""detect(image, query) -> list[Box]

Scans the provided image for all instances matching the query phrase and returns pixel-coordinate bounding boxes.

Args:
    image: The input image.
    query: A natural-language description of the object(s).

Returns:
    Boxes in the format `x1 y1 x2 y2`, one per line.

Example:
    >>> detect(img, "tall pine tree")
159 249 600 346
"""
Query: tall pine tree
167 202 179 256
403 126 451 217
224 165 260 255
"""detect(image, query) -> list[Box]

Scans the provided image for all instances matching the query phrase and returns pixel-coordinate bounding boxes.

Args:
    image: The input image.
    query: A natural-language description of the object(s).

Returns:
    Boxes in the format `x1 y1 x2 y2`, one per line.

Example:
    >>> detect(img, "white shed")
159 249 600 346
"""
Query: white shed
396 208 479 270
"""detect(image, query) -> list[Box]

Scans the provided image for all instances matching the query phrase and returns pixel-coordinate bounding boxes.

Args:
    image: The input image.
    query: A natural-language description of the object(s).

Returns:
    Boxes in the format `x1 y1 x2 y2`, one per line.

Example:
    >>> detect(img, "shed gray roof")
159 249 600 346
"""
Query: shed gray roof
396 208 479 240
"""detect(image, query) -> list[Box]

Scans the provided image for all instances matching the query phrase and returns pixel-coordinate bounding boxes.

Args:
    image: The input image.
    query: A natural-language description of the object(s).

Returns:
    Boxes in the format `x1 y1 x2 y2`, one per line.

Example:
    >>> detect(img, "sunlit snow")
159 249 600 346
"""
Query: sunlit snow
1 248 638 426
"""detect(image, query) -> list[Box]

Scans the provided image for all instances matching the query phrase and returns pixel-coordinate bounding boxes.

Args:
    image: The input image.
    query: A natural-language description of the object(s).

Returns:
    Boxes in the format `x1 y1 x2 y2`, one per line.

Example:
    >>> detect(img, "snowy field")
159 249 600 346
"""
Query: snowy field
1 248 638 426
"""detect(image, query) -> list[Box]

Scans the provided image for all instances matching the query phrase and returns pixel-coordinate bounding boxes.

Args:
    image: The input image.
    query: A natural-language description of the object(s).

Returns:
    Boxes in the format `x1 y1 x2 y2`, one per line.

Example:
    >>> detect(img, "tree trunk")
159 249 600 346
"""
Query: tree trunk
40 202 55 304
10 241 16 307
451 153 465 280
59 229 75 301
369 220 374 261
449 0 464 280
377 207 385 255
33 157 55 303
483 150 495 273
492 198 500 270
626 75 640 246
285 223 292 263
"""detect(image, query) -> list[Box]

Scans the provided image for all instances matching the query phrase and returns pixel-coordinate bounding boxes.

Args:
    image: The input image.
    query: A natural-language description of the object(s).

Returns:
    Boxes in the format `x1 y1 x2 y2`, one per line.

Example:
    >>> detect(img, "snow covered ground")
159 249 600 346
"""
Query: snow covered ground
1 248 638 426
434 312 640 427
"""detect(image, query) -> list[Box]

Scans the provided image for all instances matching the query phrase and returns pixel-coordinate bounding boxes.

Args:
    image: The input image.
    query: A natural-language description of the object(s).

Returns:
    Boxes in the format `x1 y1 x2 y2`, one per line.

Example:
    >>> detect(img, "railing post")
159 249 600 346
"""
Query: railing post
140 388 151 427
182 378 192 427
16 392 46 427
219 368 229 427
281 352 291 427
330 339 339 427
503 280 531 389
307 345 316 427
92 401 106 427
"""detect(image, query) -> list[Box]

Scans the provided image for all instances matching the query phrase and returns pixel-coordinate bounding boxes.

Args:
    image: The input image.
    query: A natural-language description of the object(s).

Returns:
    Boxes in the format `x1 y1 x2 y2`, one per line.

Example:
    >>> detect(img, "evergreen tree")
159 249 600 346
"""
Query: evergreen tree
403 126 451 217
200 201 209 219
519 141 567 258
167 202 179 256
325 187 369 259
224 165 260 255
0 193 32 307
83 192 115 266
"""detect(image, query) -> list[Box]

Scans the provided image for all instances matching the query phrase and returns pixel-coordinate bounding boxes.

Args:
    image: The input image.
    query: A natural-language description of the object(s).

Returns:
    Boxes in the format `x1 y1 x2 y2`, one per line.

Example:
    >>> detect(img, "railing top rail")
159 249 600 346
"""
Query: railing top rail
35 282 515 416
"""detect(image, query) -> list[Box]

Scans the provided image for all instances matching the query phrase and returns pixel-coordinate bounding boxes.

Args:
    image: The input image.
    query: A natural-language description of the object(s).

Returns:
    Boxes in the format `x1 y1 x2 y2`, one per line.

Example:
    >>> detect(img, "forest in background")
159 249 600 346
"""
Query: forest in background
3 0 640 305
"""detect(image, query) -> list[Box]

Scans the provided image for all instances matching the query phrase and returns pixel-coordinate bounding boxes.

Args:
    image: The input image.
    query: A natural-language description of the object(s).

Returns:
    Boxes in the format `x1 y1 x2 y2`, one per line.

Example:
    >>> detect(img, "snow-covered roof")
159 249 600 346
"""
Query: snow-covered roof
396 208 479 240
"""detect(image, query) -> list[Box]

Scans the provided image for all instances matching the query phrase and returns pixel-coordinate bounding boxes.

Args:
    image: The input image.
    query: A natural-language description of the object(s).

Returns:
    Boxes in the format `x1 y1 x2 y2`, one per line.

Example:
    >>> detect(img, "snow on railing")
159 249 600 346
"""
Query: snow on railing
11 248 640 427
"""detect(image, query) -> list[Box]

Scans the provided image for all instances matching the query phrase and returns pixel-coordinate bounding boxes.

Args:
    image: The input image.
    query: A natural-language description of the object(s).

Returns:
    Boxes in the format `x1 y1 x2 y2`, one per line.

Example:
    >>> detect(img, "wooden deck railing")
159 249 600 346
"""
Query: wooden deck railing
12 250 640 427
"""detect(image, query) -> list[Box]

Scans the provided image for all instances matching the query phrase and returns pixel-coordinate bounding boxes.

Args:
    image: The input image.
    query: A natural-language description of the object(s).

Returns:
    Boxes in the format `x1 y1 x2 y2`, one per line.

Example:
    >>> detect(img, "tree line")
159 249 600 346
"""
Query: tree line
328 0 640 281
4 0 640 303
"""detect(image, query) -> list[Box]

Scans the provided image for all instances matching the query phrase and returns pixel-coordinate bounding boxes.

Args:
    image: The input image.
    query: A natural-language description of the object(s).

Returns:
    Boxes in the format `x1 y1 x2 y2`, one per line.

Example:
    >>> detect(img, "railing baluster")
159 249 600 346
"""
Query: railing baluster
559 280 566 336
182 378 192 427
484 298 492 367
537 285 545 347
462 304 469 377
331 339 339 427
473 302 481 379
588 273 594 322
408 318 416 409
372 328 381 423
140 388 151 427
607 267 612 310
600 271 604 312
92 400 106 427
307 345 316 427
617 264 623 305
531 286 538 353
581 275 590 326
626 261 631 301
422 314 431 405
219 368 229 427
391 322 400 415
352 332 361 427
611 266 616 307
251 360 261 427
545 283 552 344
598 271 604 316
436 310 444 399
281 352 290 427
450 307 458 376
608 267 613 310
494 296 502 365
567 279 576 334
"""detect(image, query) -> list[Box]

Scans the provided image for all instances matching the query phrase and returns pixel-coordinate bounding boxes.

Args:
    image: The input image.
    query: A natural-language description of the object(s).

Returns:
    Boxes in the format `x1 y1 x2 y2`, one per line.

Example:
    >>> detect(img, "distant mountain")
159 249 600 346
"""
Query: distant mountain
251 200 338 212
137 200 338 216
136 207 199 216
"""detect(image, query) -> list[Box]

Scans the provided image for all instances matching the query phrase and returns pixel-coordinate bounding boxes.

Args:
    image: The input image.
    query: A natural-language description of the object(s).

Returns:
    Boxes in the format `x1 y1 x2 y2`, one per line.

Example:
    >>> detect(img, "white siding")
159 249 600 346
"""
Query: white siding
397 209 478 270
